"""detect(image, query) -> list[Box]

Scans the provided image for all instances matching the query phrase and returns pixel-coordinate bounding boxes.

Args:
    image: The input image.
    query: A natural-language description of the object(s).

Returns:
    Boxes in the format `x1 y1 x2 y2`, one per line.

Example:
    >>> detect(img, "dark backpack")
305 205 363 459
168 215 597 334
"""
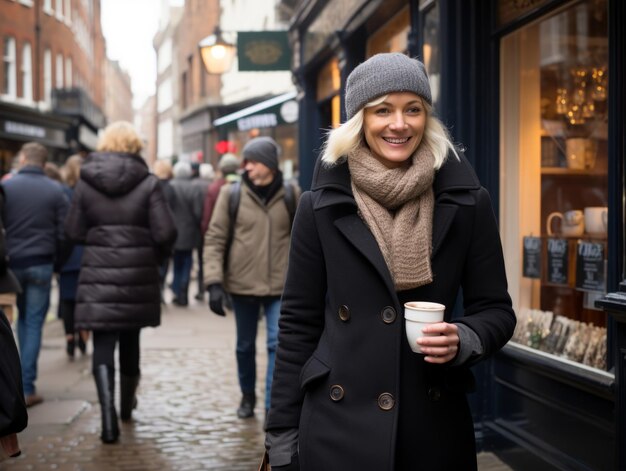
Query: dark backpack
223 181 297 268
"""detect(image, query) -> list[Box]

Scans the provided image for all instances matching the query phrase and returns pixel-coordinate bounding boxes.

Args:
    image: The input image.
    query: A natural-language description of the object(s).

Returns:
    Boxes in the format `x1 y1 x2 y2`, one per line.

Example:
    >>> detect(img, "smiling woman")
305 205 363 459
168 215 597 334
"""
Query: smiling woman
264 52 516 471
362 93 426 168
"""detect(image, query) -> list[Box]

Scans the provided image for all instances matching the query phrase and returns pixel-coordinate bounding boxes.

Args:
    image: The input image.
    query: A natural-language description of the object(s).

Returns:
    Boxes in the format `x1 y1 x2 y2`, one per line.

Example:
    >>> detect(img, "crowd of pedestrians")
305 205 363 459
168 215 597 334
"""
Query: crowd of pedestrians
0 122 300 453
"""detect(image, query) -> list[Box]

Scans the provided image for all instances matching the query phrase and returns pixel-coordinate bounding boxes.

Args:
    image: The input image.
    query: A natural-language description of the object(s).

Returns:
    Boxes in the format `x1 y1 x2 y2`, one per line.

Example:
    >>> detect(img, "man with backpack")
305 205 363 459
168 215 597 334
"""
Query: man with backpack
203 136 299 419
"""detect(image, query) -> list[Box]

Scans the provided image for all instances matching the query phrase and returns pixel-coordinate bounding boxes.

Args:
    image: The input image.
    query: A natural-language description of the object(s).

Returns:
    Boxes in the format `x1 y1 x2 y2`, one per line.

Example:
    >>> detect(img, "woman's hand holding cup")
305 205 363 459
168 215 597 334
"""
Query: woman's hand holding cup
417 322 459 364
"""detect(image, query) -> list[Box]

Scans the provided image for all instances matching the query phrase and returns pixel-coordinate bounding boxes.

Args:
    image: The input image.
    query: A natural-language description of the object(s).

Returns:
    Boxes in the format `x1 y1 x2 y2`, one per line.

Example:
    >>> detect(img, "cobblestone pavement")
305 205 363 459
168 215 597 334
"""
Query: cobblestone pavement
1 289 512 470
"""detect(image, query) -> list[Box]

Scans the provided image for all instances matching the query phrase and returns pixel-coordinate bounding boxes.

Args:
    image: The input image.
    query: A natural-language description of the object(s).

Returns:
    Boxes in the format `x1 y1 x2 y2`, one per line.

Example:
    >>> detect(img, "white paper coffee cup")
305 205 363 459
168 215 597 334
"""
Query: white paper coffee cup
404 301 445 354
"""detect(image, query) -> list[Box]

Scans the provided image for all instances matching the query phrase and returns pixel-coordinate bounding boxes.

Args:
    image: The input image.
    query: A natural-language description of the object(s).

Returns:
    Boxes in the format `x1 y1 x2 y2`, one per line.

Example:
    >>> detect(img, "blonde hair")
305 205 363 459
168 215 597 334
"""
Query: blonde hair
153 159 173 179
97 121 143 155
61 154 83 188
321 95 459 169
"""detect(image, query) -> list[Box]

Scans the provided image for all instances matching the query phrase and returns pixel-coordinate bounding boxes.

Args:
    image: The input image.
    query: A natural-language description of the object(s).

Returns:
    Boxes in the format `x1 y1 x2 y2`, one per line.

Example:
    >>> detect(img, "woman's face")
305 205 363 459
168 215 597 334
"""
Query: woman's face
363 92 426 169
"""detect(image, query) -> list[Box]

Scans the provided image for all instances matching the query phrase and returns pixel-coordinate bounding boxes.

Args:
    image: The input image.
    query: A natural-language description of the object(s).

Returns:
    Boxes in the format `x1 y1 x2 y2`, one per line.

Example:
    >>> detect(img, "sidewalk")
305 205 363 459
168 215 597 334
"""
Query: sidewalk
1 294 513 470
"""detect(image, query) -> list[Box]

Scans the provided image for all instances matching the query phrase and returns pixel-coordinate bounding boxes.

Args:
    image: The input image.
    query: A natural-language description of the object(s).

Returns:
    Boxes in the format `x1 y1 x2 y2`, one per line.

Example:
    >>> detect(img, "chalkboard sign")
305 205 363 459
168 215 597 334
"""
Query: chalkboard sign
575 241 605 292
522 236 542 278
546 238 569 285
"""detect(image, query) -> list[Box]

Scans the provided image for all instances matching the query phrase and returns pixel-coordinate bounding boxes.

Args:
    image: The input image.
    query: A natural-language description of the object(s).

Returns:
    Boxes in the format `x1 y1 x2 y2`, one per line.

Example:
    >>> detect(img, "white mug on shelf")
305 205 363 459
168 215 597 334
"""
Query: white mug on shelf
565 138 596 170
546 210 584 238
584 206 608 238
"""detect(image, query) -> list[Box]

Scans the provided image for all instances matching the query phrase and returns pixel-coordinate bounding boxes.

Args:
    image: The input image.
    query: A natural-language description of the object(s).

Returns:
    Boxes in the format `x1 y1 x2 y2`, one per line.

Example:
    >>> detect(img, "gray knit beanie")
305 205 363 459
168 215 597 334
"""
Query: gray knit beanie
345 53 432 120
218 153 240 174
242 136 279 171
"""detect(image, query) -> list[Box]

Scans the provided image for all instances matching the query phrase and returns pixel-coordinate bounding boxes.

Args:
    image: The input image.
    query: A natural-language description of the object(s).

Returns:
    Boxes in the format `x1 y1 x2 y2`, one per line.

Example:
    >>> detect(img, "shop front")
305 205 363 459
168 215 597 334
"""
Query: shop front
213 92 299 181
0 101 72 172
287 0 624 468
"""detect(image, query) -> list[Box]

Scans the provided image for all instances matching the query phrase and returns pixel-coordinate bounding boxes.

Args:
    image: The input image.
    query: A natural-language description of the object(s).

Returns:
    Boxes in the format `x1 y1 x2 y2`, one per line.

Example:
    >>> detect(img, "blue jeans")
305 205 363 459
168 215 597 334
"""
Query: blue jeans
171 250 192 298
13 263 54 396
231 295 281 411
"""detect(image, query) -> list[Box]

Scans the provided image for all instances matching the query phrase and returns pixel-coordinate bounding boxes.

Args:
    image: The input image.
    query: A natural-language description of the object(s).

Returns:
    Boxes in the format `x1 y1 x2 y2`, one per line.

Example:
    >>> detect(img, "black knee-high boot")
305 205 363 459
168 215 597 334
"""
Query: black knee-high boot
93 364 119 443
120 374 140 422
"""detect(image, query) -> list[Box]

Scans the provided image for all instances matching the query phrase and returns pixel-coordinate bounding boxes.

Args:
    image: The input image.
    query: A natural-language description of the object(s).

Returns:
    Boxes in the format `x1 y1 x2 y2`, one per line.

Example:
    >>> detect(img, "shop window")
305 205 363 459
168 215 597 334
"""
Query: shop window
44 48 52 103
56 53 63 88
316 57 340 129
55 0 63 20
21 42 32 102
65 0 71 23
65 56 72 87
500 0 609 370
421 1 440 108
366 6 410 57
2 37 16 98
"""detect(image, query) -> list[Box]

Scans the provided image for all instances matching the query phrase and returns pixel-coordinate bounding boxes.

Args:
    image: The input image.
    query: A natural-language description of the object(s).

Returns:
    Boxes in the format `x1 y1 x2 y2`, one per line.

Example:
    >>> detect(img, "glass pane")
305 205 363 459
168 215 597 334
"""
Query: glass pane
422 3 440 107
500 0 609 370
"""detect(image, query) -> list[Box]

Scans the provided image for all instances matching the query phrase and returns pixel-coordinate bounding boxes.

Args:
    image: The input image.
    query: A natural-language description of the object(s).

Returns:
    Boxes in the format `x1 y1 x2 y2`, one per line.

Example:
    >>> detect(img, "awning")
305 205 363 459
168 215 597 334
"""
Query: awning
213 91 298 132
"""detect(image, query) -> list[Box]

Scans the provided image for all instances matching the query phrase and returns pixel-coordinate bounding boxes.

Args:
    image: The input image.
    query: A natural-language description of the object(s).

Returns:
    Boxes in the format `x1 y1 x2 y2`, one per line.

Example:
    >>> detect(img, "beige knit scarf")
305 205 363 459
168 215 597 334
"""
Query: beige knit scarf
348 144 435 290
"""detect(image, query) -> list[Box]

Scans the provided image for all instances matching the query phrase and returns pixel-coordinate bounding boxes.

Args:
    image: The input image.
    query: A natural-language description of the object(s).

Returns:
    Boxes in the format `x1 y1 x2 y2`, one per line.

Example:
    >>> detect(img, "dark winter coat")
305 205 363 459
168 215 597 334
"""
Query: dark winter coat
169 176 203 251
64 152 177 331
0 309 27 437
2 166 69 268
266 153 516 470
58 185 83 301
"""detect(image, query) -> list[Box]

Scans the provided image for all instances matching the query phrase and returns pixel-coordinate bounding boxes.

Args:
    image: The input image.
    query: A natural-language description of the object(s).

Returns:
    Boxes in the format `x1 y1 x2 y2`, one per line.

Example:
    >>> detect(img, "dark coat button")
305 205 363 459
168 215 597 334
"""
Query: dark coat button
428 387 441 401
330 385 345 402
378 392 395 411
338 305 350 321
380 306 397 324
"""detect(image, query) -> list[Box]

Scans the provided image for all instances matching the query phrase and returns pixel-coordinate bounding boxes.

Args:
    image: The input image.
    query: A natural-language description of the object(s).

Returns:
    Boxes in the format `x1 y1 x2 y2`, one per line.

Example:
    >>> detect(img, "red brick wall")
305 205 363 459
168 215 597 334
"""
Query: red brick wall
176 0 221 111
0 0 105 108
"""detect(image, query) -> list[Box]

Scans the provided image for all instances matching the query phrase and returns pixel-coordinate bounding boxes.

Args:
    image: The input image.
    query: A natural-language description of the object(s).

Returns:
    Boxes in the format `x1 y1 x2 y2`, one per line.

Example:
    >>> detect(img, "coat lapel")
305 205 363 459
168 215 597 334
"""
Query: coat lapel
432 204 457 258
334 214 397 297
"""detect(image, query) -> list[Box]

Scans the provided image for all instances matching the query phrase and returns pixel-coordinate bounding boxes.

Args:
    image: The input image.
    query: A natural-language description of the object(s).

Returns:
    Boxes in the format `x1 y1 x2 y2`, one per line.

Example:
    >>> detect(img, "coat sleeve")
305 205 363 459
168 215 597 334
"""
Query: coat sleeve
149 179 177 250
64 180 88 243
0 310 27 436
202 184 231 287
455 187 516 360
266 191 327 431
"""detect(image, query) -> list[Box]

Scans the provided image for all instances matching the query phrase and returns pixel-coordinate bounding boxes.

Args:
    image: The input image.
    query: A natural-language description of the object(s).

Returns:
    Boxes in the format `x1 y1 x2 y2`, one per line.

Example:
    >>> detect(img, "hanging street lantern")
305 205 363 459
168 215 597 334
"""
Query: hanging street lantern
198 26 237 74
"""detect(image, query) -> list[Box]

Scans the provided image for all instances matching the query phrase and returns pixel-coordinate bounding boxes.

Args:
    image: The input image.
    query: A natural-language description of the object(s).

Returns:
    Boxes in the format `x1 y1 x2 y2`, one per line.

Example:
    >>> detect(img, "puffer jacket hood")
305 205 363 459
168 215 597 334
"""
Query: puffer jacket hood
80 152 149 197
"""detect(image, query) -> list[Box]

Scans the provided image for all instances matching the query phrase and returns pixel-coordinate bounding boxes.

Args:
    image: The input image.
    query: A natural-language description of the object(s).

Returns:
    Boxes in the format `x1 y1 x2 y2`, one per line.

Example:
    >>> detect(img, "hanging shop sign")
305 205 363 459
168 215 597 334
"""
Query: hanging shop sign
237 31 292 71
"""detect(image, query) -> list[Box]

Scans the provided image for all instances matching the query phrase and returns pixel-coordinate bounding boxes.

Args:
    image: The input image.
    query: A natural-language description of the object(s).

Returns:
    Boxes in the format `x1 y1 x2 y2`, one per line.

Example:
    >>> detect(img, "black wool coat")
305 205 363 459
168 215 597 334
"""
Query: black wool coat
266 153 516 470
65 152 177 331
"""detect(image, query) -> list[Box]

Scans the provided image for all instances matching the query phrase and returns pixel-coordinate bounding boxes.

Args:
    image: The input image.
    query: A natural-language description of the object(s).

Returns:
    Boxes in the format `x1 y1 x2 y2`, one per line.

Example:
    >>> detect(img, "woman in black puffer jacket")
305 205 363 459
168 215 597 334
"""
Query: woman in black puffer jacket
65 121 176 444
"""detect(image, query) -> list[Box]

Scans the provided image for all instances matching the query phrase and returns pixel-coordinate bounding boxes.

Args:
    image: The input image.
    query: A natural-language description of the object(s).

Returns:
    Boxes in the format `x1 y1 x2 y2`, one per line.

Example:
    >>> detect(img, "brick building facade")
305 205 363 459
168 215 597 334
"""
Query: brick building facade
0 0 111 171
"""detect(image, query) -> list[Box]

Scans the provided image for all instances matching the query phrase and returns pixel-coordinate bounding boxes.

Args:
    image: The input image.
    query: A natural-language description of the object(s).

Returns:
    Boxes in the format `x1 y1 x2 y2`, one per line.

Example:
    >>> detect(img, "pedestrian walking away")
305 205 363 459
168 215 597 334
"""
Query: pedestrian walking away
2 142 70 409
191 163 214 302
264 53 516 470
65 121 177 444
203 136 300 420
58 155 89 359
152 159 176 303
168 161 203 307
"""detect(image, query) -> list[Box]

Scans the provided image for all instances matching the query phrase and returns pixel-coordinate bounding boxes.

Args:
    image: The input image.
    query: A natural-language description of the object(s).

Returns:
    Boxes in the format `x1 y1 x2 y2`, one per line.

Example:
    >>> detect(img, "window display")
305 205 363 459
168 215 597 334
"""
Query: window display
500 0 608 369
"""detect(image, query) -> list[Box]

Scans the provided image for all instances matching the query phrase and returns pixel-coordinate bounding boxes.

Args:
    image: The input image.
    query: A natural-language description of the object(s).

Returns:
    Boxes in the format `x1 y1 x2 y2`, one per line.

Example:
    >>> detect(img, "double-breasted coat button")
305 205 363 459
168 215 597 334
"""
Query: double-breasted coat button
338 305 350 321
330 385 345 402
428 387 441 401
380 306 397 324
378 392 395 410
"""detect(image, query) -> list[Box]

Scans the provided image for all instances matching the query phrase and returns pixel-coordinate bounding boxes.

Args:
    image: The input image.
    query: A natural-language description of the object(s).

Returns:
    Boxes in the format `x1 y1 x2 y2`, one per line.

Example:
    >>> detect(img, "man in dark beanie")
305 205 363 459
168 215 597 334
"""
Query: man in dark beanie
203 136 299 419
